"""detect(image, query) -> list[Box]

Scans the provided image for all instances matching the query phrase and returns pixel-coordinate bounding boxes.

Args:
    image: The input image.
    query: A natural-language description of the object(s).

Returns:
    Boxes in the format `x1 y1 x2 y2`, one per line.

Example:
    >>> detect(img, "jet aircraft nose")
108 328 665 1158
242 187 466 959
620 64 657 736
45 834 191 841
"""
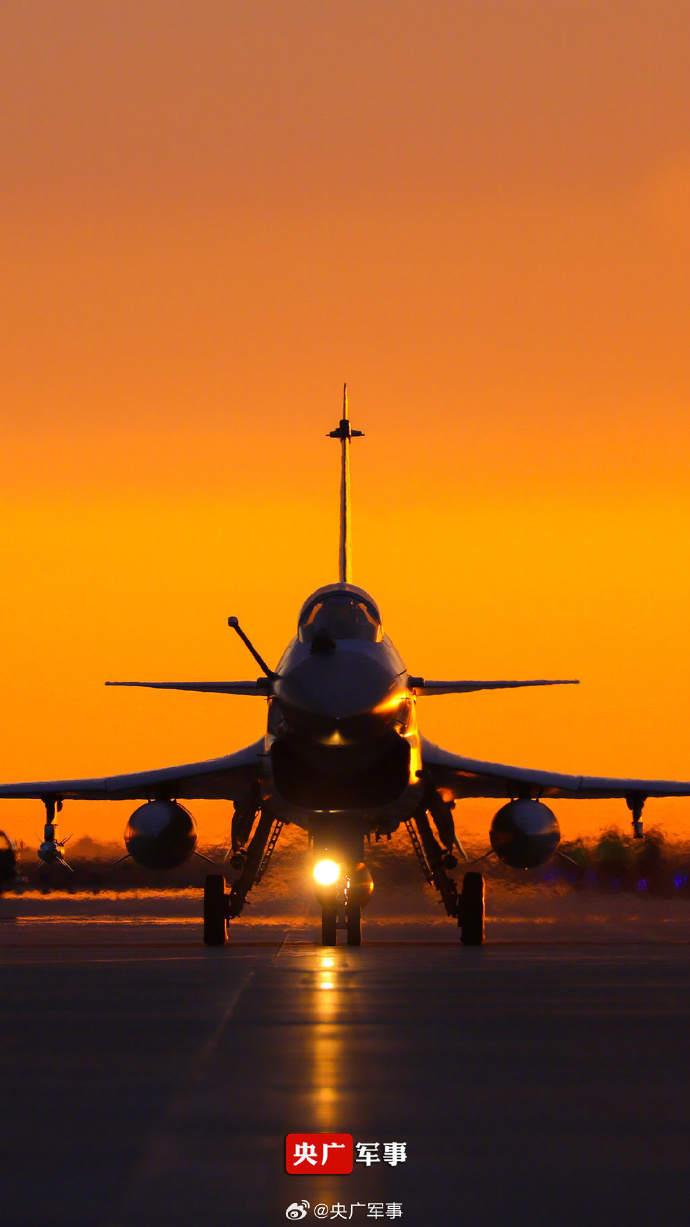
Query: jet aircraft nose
277 651 402 726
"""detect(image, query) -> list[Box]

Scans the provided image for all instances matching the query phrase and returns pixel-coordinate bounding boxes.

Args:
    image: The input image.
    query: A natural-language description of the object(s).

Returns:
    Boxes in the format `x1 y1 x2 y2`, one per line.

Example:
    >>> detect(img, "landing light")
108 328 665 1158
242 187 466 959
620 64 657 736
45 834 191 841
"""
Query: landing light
324 729 348 746
313 858 340 887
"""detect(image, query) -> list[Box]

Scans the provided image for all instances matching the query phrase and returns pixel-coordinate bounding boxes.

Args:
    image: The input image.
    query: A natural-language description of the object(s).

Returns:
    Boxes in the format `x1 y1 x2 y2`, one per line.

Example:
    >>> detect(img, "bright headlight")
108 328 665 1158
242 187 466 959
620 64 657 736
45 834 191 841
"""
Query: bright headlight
313 858 340 887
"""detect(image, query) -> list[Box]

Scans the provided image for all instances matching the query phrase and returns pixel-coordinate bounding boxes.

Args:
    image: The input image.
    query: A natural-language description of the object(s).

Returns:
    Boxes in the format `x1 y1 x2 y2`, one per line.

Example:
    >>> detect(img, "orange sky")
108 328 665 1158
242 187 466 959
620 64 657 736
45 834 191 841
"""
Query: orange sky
2 2 690 847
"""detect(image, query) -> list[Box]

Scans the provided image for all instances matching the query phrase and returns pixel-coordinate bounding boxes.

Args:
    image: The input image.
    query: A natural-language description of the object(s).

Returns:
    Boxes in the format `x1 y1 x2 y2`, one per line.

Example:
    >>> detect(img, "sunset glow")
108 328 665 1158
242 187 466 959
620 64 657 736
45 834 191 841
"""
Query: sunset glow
2 3 690 848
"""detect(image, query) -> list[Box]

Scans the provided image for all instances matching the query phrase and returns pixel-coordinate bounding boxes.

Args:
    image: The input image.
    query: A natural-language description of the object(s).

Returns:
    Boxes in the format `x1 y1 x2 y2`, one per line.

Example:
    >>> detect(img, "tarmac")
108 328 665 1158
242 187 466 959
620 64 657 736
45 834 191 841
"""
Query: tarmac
1 893 690 1227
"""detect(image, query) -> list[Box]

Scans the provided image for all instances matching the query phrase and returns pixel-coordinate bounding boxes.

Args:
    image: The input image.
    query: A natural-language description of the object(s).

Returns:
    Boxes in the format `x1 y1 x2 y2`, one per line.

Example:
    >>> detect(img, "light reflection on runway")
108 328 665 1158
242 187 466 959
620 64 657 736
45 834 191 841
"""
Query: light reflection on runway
2 912 690 1226
281 945 393 1218
312 951 344 1128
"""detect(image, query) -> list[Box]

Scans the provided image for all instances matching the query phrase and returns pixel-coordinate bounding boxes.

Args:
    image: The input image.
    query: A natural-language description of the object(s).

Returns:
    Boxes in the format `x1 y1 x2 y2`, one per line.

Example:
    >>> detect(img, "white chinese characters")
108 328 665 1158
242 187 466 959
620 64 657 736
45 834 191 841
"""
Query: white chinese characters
293 1140 348 1167
292 1204 403 1220
355 1142 407 1168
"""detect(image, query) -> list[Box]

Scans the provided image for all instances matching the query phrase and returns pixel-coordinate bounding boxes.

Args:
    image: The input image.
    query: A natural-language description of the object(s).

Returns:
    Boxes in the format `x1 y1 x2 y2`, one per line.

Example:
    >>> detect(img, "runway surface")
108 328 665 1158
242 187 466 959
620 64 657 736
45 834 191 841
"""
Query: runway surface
2 895 690 1227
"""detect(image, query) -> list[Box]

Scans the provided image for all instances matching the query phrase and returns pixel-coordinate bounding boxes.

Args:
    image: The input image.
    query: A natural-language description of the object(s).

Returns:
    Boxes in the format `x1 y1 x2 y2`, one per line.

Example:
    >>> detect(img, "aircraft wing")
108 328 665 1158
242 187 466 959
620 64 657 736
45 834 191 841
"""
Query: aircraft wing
0 740 264 802
409 678 579 695
105 680 269 695
422 738 690 801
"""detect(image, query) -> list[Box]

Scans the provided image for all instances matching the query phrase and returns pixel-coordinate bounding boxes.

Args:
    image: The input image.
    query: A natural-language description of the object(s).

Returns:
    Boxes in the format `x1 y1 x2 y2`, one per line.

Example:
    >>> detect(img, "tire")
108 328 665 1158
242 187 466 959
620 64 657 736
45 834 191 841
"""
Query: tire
460 871 485 946
346 903 361 947
203 873 227 946
321 902 337 946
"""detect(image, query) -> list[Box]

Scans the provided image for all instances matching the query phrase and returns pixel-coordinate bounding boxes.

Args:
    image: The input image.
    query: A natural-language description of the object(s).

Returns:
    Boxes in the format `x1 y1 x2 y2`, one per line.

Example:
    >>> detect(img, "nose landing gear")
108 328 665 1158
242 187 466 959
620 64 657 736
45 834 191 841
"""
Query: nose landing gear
316 861 371 946
321 900 338 946
318 896 362 946
345 902 361 947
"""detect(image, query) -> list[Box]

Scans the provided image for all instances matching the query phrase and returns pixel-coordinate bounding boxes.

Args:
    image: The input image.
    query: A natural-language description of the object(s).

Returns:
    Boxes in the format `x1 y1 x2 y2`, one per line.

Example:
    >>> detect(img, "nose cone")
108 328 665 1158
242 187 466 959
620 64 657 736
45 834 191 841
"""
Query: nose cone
278 652 397 721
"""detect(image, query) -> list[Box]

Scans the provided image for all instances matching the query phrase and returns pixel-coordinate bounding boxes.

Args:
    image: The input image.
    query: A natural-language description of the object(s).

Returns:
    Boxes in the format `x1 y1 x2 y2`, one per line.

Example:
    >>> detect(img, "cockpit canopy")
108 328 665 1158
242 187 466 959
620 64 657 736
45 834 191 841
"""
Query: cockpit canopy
298 584 383 645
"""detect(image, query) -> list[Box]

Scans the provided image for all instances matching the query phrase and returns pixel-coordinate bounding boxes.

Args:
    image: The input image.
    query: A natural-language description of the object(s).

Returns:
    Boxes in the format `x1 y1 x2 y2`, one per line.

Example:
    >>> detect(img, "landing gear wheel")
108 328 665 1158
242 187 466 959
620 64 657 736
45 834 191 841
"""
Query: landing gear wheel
203 873 227 946
321 902 337 946
459 871 485 946
346 903 361 947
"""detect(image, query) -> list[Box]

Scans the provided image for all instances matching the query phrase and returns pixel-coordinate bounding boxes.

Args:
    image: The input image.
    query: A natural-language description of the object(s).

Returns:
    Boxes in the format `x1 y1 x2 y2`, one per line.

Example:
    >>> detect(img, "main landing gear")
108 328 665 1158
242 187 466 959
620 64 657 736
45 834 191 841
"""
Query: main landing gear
203 873 227 946
458 870 485 946
406 805 485 946
202 806 283 947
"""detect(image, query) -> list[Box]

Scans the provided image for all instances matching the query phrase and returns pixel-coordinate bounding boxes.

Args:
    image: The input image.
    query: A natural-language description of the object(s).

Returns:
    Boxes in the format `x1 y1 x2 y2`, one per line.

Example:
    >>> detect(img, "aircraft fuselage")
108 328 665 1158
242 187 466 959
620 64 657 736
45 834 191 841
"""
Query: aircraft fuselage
259 584 423 851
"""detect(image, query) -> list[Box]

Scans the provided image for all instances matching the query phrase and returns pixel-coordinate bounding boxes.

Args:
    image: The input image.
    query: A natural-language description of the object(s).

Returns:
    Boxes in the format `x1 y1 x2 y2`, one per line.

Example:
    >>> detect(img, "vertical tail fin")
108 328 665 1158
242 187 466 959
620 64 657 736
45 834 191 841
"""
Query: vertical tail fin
327 383 364 583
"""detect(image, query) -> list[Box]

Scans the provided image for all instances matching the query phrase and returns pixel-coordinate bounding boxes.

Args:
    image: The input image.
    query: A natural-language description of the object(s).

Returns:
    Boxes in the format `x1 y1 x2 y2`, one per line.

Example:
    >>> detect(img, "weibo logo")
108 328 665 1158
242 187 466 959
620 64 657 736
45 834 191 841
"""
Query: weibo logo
285 1202 310 1221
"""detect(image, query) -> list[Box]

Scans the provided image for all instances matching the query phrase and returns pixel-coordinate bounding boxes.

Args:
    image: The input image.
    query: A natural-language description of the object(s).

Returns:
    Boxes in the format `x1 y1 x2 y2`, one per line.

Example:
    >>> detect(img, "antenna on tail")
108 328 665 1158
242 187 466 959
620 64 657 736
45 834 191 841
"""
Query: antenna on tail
327 384 364 583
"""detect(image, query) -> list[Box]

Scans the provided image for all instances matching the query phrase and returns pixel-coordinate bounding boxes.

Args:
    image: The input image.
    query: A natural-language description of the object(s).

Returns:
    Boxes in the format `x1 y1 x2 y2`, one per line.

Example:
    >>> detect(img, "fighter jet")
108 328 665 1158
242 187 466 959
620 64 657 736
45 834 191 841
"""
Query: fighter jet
2 387 690 945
